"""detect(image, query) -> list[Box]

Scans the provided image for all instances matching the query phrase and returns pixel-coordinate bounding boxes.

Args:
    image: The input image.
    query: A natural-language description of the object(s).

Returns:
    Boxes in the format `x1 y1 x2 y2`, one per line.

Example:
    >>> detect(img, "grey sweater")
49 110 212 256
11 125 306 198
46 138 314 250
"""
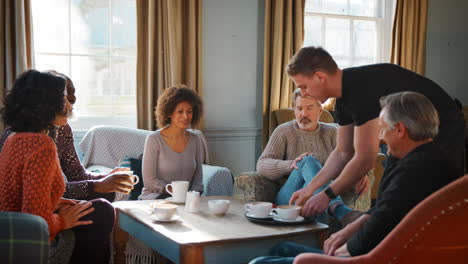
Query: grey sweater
257 121 337 181
139 129 203 200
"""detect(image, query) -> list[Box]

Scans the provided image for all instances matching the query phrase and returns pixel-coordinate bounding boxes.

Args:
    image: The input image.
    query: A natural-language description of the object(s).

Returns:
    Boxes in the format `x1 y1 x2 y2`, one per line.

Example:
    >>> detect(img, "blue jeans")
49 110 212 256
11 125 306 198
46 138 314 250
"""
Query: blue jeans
249 242 323 264
275 156 351 221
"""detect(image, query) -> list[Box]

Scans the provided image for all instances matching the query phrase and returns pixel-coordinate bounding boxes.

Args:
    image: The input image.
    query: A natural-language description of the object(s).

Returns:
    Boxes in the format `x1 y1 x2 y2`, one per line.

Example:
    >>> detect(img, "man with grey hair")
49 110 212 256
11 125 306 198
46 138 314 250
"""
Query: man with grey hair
249 92 458 263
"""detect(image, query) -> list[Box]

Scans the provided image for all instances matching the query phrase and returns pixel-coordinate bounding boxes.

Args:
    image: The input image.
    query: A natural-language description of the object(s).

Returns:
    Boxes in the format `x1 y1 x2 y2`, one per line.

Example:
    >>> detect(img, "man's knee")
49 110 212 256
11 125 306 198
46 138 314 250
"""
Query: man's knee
297 155 320 168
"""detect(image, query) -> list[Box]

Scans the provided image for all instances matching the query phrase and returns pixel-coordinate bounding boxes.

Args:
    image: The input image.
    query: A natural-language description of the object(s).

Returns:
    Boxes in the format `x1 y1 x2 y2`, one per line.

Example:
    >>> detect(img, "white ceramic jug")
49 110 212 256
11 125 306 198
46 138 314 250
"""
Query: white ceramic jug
185 191 200 213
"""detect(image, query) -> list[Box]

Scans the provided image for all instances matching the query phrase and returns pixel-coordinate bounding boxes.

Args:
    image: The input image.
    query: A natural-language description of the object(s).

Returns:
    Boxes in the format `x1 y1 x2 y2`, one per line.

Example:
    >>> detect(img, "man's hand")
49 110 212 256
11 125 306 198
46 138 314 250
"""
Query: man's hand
93 173 135 194
354 175 370 195
289 186 314 206
324 224 356 255
289 152 312 170
301 191 330 217
333 243 351 257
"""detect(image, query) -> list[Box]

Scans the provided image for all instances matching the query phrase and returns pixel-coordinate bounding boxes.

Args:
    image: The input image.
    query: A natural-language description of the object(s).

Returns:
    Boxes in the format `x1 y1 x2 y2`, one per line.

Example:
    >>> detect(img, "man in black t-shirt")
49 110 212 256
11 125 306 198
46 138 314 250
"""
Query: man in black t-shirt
286 46 464 218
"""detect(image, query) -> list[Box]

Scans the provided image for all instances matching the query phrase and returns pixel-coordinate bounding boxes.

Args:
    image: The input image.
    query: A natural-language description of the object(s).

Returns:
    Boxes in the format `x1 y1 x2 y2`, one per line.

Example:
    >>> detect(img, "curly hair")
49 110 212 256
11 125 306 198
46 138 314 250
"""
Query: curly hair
155 85 203 128
1 69 66 133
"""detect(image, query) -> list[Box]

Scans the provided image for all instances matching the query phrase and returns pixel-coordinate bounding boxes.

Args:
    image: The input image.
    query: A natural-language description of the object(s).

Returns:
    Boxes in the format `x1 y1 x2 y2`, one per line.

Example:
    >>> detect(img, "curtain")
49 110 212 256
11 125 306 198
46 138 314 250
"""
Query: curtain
0 0 34 131
262 0 305 148
136 0 202 130
390 0 428 75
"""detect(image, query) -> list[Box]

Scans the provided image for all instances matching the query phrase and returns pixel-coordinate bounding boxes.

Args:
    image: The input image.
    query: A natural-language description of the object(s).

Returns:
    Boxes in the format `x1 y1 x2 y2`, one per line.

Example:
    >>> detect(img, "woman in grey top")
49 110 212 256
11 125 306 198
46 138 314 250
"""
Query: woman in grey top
139 85 204 200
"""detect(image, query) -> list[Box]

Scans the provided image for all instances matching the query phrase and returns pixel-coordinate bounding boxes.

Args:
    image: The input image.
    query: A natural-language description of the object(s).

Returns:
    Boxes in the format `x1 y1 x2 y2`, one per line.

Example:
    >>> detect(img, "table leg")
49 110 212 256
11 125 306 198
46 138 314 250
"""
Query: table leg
316 229 329 249
114 213 129 264
180 245 204 264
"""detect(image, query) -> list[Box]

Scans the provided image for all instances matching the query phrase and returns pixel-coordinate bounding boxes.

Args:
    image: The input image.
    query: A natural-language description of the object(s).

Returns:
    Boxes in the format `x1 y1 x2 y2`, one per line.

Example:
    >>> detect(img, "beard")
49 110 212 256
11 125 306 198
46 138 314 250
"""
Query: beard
296 118 316 130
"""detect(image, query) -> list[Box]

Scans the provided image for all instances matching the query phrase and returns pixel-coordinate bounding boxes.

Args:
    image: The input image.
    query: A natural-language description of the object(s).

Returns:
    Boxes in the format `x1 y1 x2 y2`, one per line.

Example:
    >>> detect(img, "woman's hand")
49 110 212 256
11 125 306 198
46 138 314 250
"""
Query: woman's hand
55 198 79 211
57 201 95 229
93 173 134 194
92 167 130 179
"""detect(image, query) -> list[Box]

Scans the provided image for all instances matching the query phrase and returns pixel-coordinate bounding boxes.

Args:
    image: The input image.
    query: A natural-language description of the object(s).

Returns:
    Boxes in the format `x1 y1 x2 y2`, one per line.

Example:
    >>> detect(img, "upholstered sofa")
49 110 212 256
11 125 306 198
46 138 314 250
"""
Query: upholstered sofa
235 109 381 212
79 125 234 198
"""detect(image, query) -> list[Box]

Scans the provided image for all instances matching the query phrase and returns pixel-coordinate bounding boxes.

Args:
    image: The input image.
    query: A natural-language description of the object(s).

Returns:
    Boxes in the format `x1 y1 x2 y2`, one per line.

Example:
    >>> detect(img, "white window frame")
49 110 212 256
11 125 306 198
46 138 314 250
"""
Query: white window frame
304 0 395 66
32 0 137 132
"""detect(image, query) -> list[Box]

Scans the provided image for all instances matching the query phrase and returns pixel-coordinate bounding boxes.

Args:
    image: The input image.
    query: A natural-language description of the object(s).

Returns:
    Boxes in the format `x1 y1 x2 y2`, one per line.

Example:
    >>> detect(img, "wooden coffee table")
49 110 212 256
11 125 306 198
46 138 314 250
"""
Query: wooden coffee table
113 196 329 264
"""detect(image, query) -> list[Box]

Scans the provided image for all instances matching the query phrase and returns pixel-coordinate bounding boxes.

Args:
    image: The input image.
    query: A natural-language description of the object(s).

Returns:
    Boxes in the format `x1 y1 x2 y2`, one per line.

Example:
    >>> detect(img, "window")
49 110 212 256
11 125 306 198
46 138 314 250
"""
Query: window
31 0 137 130
304 0 395 68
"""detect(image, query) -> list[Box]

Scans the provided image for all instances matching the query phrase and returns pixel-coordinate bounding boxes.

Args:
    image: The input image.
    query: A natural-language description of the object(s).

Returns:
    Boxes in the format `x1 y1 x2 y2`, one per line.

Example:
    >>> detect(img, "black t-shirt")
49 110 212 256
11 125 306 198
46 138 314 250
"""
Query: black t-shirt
347 142 457 256
335 63 459 126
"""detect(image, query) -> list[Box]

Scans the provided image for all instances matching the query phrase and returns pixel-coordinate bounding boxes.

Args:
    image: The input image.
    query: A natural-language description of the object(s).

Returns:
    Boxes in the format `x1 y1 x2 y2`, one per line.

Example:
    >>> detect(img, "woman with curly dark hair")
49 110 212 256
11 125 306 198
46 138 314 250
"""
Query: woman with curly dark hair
139 85 204 200
0 70 115 264
0 70 133 202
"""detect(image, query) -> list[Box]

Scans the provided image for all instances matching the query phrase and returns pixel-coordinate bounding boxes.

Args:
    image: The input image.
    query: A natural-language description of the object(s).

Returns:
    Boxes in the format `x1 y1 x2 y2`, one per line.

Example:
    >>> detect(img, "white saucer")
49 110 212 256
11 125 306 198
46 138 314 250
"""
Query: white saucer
165 197 185 205
245 212 272 219
272 215 304 223
152 214 180 223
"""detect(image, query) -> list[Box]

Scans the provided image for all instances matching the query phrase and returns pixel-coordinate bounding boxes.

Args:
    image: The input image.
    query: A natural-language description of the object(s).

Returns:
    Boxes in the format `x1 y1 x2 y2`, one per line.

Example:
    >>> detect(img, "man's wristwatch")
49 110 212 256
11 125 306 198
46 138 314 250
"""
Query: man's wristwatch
324 186 337 199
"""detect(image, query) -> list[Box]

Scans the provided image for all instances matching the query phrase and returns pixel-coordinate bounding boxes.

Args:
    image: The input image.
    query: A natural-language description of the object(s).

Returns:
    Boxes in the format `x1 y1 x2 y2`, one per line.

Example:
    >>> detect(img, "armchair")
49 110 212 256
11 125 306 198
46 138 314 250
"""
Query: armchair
0 212 49 263
293 175 468 264
235 109 377 212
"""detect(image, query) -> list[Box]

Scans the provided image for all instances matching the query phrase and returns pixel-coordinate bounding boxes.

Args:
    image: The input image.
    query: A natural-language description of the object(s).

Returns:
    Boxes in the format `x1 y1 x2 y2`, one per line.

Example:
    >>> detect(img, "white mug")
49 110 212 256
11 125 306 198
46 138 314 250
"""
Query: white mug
165 181 190 203
271 205 301 221
244 202 273 218
120 171 139 186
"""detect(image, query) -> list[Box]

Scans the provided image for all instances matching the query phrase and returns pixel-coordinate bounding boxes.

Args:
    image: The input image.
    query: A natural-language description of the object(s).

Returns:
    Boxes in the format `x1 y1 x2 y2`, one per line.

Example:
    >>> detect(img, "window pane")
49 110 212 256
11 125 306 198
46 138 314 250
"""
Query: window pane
71 0 110 55
109 57 136 96
304 15 322 47
111 0 137 56
323 0 348 15
350 0 378 17
35 55 70 76
31 0 69 53
353 20 377 65
307 0 347 15
70 56 110 115
325 18 350 67
306 0 323 13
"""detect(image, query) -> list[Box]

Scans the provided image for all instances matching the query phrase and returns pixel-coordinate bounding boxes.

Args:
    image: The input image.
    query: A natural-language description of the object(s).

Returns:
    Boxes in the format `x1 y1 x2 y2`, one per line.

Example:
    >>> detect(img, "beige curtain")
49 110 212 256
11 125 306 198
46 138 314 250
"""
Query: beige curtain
390 0 428 75
262 0 305 147
136 0 202 130
0 0 34 131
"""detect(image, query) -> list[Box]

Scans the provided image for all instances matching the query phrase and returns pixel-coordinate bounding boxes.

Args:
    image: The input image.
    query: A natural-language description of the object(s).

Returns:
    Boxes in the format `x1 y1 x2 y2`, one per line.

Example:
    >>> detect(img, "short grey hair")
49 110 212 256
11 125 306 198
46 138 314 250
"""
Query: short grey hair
292 88 322 108
380 92 439 141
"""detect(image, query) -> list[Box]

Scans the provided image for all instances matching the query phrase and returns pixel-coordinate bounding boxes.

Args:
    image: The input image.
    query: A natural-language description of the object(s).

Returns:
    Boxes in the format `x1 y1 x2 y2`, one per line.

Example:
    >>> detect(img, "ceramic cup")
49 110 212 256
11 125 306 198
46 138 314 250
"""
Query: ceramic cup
244 202 273 218
165 181 190 203
208 199 230 215
271 205 301 221
153 203 178 221
119 171 139 185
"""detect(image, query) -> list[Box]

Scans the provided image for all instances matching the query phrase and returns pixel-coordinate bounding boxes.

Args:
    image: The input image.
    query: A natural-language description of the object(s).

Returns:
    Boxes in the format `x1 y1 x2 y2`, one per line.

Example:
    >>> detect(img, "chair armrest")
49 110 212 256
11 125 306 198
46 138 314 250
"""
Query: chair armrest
235 171 282 202
202 164 234 196
0 212 49 264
